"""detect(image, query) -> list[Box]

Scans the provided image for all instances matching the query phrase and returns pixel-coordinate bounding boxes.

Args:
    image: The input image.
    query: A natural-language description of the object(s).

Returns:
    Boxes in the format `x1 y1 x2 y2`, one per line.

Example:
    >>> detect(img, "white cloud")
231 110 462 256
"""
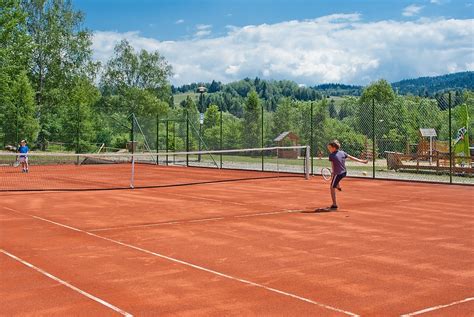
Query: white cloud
92 14 474 85
403 5 424 17
196 24 212 30
175 19 184 24
194 24 212 37
430 0 451 4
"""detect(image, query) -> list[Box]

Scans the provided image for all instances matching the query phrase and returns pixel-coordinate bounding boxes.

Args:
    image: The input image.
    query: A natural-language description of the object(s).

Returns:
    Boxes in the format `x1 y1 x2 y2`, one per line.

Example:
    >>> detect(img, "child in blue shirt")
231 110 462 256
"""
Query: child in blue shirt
18 140 29 173
327 140 367 210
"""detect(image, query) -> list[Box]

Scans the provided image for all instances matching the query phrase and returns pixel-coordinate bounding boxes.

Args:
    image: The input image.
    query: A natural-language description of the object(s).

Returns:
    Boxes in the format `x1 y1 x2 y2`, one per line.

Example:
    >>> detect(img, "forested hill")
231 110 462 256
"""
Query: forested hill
391 71 474 96
172 71 474 101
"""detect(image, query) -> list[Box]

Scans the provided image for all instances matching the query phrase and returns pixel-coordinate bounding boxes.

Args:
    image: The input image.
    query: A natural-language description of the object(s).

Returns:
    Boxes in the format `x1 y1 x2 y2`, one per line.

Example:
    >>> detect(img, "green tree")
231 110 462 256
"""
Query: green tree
325 118 366 157
3 71 39 145
0 0 32 145
61 77 100 152
338 97 359 120
101 39 172 101
0 0 32 76
272 98 296 137
204 104 219 129
222 112 242 149
202 104 220 150
358 79 397 139
360 79 396 105
23 0 98 147
328 99 337 118
296 100 328 154
243 90 261 148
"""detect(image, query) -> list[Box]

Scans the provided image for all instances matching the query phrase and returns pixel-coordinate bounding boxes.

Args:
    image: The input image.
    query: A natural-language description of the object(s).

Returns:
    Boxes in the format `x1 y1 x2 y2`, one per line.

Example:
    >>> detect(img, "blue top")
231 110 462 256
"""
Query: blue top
18 145 29 157
329 150 348 175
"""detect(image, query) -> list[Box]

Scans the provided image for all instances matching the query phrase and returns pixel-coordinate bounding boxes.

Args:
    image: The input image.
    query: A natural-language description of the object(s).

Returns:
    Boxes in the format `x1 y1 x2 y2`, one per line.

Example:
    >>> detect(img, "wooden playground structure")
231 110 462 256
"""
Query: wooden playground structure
386 128 473 176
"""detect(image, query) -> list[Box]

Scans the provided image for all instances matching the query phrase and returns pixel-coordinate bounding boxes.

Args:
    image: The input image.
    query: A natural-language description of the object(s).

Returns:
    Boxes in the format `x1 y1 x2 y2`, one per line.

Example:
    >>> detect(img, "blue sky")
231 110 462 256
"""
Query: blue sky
77 0 473 40
78 0 474 85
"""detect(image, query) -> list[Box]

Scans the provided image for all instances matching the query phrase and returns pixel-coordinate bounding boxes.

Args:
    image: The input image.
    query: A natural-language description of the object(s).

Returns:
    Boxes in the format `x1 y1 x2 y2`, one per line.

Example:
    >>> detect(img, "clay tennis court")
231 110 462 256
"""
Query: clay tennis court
1 167 473 316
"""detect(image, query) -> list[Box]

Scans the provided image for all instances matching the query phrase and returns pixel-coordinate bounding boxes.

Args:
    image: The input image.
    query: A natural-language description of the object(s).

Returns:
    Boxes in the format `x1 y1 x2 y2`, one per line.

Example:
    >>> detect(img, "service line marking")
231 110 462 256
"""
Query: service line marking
162 191 249 206
0 249 133 317
2 206 358 317
400 297 474 316
89 209 305 232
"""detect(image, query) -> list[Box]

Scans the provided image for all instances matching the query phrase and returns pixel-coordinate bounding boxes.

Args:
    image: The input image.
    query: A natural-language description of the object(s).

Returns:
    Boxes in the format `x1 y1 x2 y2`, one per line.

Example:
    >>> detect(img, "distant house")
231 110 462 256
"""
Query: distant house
274 132 300 159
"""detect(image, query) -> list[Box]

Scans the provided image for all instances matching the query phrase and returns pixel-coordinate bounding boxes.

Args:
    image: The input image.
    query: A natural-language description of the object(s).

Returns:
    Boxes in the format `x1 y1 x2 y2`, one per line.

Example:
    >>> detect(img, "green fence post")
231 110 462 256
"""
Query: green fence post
372 99 376 179
220 108 223 168
173 121 176 164
261 104 264 171
165 120 169 166
156 115 159 164
310 102 314 175
186 111 190 166
130 114 134 154
448 92 452 184
76 103 80 154
16 105 19 146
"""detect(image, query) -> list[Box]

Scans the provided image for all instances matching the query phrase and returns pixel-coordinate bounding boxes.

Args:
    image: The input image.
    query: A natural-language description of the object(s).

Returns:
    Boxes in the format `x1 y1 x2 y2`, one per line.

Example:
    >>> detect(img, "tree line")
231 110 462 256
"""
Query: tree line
1 0 472 155
0 0 172 151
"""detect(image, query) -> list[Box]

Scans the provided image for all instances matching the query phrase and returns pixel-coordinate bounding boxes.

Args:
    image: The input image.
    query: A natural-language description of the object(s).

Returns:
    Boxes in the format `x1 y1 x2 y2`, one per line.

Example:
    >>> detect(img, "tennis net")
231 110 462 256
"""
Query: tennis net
0 146 310 191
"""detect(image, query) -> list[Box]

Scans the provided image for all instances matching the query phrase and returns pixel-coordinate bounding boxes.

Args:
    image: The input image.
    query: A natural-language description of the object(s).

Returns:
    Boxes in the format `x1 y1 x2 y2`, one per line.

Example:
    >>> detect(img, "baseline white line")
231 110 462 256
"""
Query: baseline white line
0 249 133 317
400 297 474 316
4 207 358 317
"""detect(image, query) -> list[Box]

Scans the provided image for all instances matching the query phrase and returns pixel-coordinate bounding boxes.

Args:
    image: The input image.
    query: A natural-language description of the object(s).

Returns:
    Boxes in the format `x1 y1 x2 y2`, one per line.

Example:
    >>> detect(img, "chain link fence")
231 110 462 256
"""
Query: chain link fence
4 92 471 185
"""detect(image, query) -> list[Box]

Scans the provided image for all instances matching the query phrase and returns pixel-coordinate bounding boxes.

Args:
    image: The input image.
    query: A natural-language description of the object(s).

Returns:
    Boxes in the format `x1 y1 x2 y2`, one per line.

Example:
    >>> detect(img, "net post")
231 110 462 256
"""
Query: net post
305 145 310 180
130 154 135 189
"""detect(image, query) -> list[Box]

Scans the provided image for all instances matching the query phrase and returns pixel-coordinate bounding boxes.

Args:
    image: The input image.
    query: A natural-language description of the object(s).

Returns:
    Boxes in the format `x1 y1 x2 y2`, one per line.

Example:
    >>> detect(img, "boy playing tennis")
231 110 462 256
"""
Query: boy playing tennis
326 140 367 210
18 140 29 173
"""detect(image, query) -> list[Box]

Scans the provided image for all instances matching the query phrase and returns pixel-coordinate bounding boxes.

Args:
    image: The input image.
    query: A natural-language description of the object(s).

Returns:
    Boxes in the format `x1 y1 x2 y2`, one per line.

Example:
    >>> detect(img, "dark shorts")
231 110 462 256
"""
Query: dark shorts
331 172 347 188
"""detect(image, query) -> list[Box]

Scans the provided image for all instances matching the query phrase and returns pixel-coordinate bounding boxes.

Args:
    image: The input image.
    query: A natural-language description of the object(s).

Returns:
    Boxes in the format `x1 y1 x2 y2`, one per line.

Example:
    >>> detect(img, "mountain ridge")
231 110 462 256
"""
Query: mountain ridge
172 71 474 97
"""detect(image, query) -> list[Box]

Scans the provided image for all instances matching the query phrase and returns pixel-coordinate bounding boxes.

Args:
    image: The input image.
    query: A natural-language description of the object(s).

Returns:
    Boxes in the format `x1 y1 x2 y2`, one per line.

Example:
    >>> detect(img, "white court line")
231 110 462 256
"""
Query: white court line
234 209 302 218
187 217 224 223
90 209 304 232
2 207 358 317
0 249 133 317
163 192 249 206
400 297 474 316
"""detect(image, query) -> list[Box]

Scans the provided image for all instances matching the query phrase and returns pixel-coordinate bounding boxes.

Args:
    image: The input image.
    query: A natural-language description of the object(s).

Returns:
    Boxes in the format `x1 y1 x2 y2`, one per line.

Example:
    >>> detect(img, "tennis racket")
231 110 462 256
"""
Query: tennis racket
321 167 332 181
13 156 20 167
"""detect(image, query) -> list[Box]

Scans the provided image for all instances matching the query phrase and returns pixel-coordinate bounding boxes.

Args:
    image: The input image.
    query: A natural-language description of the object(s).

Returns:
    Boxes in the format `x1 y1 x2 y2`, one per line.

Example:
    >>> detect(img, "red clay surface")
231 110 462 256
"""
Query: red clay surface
0 163 290 191
1 170 473 316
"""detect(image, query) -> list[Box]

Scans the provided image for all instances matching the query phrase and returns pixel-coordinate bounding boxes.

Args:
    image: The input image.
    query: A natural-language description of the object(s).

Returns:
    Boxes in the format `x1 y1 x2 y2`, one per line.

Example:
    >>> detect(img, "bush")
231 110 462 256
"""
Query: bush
111 134 129 149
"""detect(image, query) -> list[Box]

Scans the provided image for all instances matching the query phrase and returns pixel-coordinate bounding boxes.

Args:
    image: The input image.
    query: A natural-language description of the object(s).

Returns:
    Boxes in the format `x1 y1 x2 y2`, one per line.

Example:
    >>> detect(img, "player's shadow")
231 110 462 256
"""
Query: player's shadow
301 208 347 213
